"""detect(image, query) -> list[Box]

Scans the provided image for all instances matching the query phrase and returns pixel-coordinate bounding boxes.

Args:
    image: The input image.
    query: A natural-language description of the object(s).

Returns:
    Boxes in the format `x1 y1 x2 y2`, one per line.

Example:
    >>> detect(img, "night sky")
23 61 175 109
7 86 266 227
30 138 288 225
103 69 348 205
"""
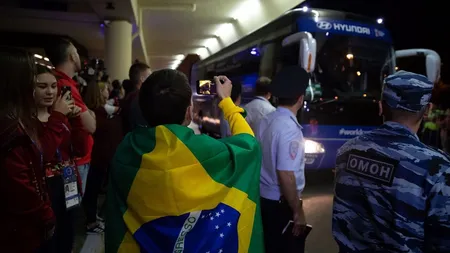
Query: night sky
299 0 449 82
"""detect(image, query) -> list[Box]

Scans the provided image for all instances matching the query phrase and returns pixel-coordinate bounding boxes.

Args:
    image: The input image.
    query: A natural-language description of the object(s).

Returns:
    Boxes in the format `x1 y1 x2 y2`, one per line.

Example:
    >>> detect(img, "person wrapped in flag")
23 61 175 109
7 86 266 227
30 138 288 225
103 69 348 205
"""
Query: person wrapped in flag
106 69 264 253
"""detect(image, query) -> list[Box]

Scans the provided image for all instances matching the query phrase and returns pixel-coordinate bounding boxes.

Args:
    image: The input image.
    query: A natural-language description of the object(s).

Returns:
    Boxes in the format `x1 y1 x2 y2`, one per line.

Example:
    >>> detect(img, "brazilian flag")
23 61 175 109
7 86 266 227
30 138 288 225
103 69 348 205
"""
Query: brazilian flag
106 98 264 253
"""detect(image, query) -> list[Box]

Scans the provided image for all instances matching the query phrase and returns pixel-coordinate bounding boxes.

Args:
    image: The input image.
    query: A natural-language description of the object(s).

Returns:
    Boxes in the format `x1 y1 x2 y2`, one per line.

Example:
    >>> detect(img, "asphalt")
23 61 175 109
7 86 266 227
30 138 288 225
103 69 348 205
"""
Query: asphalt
303 171 338 253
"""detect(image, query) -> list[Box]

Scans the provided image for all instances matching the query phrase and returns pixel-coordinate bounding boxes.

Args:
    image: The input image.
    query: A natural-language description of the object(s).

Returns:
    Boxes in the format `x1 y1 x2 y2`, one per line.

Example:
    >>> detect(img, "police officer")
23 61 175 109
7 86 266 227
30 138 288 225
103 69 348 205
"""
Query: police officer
333 71 450 252
257 65 309 253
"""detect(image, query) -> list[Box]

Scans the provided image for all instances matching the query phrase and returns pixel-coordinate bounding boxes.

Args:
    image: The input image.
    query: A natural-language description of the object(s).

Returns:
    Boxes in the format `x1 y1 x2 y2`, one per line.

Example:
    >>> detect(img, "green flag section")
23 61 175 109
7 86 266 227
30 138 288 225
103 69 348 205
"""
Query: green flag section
106 124 263 253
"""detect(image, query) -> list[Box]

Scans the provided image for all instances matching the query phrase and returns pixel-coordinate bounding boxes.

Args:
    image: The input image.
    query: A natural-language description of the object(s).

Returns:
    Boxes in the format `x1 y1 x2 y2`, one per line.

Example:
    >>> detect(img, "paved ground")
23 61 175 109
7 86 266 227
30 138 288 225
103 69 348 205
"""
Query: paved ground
73 171 337 253
303 171 338 253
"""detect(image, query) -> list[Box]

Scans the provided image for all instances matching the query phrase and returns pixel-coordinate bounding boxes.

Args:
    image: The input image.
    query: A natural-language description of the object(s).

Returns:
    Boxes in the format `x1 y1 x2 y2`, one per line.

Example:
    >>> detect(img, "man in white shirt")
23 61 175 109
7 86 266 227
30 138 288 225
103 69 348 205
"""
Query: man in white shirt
244 77 276 133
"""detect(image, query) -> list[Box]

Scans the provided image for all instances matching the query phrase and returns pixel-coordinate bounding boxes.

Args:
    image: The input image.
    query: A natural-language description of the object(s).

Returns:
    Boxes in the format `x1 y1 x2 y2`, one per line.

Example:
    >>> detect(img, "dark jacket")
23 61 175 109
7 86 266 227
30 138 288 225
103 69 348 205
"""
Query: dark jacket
0 114 55 252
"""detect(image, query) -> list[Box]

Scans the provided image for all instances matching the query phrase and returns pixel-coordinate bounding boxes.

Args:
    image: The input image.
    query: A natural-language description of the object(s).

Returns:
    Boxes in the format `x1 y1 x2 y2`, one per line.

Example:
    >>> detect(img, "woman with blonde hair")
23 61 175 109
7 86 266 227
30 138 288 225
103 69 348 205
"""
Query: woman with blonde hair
82 79 123 233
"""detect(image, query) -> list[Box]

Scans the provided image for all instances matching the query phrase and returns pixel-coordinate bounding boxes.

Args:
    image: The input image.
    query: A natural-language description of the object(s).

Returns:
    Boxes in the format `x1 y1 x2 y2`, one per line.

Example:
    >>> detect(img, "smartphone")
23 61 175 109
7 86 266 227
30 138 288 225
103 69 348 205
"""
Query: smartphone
282 220 313 237
61 86 72 101
196 79 216 95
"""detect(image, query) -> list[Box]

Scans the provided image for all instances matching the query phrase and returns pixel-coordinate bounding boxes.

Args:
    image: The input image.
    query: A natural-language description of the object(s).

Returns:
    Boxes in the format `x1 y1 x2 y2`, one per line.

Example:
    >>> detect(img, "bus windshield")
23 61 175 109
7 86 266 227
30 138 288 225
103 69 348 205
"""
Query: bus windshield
309 33 394 101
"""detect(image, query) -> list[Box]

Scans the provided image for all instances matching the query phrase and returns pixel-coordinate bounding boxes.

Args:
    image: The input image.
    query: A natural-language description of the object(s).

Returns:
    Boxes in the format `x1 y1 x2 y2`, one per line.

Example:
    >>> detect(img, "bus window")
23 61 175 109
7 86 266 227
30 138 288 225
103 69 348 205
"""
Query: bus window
396 55 427 77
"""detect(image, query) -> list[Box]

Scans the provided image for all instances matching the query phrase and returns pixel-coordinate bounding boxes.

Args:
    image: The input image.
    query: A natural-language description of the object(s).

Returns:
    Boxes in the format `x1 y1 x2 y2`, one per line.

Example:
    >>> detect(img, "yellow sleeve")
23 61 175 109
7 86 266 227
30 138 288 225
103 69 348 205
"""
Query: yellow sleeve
218 97 254 137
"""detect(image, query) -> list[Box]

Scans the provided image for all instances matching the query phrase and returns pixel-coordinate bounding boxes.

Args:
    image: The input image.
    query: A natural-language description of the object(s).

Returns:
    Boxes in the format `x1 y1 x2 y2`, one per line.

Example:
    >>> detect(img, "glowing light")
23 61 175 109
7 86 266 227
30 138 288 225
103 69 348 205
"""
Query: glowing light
346 54 354 60
363 93 367 97
214 23 233 37
230 0 261 21
204 38 217 48
43 57 50 62
175 54 184 61
34 54 43 59
377 18 383 24
334 96 338 100
170 59 182 70
195 47 210 59
356 71 361 76
304 140 325 154
395 66 399 70
301 6 308 12
311 10 319 22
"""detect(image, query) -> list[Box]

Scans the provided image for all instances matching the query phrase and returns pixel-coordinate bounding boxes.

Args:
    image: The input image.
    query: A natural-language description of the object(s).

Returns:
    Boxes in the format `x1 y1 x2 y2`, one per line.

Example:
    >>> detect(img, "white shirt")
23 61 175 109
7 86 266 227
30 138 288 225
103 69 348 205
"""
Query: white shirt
257 107 305 200
188 121 201 135
104 103 116 116
244 96 276 134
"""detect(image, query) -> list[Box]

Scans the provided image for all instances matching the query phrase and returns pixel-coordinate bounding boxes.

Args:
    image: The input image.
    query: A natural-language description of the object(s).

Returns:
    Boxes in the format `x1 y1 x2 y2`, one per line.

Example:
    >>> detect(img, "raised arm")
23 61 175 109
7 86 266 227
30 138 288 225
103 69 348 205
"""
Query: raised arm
216 75 253 137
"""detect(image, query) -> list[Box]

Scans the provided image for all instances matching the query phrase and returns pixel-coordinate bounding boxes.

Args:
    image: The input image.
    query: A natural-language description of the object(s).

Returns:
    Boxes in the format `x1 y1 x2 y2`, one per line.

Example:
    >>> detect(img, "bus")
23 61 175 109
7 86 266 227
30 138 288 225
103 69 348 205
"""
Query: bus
190 8 440 170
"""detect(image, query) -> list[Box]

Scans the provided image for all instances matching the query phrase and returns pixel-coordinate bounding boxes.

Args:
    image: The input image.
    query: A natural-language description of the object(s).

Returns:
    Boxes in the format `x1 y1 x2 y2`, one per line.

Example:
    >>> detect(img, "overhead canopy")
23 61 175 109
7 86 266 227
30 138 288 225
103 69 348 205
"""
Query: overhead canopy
0 0 305 70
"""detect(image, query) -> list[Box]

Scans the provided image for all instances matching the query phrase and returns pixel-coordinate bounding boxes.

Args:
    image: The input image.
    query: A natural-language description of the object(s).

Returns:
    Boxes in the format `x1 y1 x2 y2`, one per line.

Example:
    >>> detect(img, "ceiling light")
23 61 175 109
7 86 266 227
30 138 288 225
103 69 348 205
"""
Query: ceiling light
44 57 49 62
175 54 185 61
214 23 233 37
230 0 261 21
141 3 196 12
34 54 43 59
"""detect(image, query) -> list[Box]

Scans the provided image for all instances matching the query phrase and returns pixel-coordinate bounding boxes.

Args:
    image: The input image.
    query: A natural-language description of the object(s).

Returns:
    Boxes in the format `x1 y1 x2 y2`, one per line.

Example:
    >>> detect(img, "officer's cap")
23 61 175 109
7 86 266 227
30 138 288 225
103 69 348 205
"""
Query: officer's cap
270 66 309 99
382 71 434 113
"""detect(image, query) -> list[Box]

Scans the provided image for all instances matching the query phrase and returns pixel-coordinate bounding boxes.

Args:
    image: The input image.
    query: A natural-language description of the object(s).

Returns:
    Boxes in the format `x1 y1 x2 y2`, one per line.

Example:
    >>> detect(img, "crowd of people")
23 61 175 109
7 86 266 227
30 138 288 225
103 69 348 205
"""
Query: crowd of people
0 39 154 252
1 37 450 253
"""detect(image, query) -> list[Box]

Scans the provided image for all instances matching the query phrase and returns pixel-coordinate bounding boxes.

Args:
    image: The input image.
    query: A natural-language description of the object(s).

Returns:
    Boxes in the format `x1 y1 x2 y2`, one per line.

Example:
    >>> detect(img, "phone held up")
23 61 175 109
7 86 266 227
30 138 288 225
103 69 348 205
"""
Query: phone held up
195 78 224 95
61 86 72 101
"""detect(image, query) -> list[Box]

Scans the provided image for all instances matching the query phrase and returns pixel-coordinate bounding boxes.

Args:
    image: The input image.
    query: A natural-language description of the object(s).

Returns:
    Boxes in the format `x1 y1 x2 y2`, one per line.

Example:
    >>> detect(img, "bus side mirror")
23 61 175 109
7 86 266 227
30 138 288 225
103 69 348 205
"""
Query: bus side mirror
282 32 317 73
395 49 441 83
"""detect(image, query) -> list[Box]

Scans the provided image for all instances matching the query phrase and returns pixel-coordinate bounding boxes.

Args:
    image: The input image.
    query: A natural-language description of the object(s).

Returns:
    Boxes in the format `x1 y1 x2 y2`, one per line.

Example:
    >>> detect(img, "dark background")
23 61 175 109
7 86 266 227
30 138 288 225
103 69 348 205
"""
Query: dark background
297 0 449 82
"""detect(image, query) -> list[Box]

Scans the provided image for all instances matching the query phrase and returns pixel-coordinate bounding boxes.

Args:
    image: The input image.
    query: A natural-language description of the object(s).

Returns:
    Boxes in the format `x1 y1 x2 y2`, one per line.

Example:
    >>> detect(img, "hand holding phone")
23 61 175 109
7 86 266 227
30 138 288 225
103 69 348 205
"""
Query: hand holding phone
61 86 72 101
215 76 232 100
282 220 312 238
54 92 75 116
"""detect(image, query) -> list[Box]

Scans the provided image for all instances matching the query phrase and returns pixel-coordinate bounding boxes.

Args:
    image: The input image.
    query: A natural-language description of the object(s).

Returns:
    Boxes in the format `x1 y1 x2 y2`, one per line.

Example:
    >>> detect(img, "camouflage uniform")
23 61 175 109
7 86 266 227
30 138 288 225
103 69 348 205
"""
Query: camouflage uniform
332 71 450 252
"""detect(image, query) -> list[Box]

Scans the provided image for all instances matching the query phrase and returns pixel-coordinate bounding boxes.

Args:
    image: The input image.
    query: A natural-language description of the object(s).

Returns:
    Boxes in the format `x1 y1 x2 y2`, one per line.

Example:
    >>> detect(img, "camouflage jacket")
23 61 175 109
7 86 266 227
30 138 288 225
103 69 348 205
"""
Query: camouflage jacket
332 121 450 253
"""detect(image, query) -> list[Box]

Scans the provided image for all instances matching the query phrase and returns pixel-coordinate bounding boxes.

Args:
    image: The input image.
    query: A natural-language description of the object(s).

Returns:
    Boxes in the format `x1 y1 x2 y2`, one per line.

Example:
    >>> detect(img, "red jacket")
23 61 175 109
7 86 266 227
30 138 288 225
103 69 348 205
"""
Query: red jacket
39 111 90 195
0 115 55 252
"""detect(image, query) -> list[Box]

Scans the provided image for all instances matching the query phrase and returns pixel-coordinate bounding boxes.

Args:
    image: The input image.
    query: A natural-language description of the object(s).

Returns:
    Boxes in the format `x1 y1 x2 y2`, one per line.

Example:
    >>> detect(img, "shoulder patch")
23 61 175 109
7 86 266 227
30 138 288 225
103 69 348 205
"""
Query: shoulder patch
345 150 398 186
289 141 300 160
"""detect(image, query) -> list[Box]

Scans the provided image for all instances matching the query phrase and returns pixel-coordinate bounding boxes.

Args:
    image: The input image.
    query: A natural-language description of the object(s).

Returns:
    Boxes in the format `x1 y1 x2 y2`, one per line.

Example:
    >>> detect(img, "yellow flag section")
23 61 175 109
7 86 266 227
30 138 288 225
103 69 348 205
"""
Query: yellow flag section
106 98 263 253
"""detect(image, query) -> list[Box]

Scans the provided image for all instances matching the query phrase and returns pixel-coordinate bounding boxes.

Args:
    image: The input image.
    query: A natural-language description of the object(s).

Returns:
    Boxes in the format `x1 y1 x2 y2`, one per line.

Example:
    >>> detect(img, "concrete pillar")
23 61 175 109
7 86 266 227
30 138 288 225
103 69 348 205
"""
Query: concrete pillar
105 20 132 81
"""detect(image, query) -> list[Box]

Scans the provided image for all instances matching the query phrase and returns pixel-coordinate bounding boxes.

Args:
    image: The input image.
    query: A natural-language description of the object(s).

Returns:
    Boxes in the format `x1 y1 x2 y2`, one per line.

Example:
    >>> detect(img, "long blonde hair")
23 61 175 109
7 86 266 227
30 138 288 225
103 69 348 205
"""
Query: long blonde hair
83 79 106 110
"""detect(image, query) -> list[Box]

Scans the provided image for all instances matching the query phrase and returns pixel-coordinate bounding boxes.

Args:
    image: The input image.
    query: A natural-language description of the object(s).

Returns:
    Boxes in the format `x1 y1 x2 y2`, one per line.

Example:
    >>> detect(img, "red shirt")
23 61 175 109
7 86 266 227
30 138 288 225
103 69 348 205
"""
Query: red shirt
0 116 55 252
53 70 93 165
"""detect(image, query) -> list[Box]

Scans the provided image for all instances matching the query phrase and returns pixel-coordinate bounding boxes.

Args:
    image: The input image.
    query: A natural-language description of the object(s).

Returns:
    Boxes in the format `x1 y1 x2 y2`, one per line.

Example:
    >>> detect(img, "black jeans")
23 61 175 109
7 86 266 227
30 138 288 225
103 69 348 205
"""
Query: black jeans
83 165 106 224
46 175 76 253
260 197 306 253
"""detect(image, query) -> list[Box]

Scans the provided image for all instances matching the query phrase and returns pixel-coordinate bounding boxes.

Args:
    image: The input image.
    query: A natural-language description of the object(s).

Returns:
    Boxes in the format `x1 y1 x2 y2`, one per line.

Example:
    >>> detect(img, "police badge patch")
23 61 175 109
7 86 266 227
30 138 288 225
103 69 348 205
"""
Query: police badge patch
289 141 300 160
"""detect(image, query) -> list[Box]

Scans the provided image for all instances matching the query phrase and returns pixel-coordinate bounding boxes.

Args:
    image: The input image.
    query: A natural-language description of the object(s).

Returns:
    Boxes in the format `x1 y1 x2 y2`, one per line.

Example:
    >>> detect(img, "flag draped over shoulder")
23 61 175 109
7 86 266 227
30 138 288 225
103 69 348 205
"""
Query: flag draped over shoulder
106 123 263 253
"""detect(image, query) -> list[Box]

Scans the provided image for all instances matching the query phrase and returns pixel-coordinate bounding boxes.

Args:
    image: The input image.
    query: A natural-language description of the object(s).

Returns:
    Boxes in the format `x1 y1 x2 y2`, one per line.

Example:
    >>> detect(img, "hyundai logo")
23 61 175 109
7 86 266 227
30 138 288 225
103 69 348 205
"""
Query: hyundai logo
317 21 332 30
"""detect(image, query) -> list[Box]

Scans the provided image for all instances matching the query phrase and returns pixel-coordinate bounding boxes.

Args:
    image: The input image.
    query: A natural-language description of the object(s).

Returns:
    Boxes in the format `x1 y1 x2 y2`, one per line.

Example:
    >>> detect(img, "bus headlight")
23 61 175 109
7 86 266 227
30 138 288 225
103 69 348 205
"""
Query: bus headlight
304 140 325 154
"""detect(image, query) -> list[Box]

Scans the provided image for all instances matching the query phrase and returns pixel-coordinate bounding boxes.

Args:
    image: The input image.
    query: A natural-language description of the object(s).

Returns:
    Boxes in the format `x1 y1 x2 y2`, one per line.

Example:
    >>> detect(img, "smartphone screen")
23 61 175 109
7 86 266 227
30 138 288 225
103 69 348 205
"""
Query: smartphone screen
61 86 72 101
196 80 216 95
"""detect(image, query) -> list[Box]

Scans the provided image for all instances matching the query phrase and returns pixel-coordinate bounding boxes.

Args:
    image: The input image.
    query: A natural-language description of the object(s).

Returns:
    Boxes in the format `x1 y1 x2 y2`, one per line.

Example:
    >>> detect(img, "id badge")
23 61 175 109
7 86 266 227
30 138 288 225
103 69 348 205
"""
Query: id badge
63 165 81 209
